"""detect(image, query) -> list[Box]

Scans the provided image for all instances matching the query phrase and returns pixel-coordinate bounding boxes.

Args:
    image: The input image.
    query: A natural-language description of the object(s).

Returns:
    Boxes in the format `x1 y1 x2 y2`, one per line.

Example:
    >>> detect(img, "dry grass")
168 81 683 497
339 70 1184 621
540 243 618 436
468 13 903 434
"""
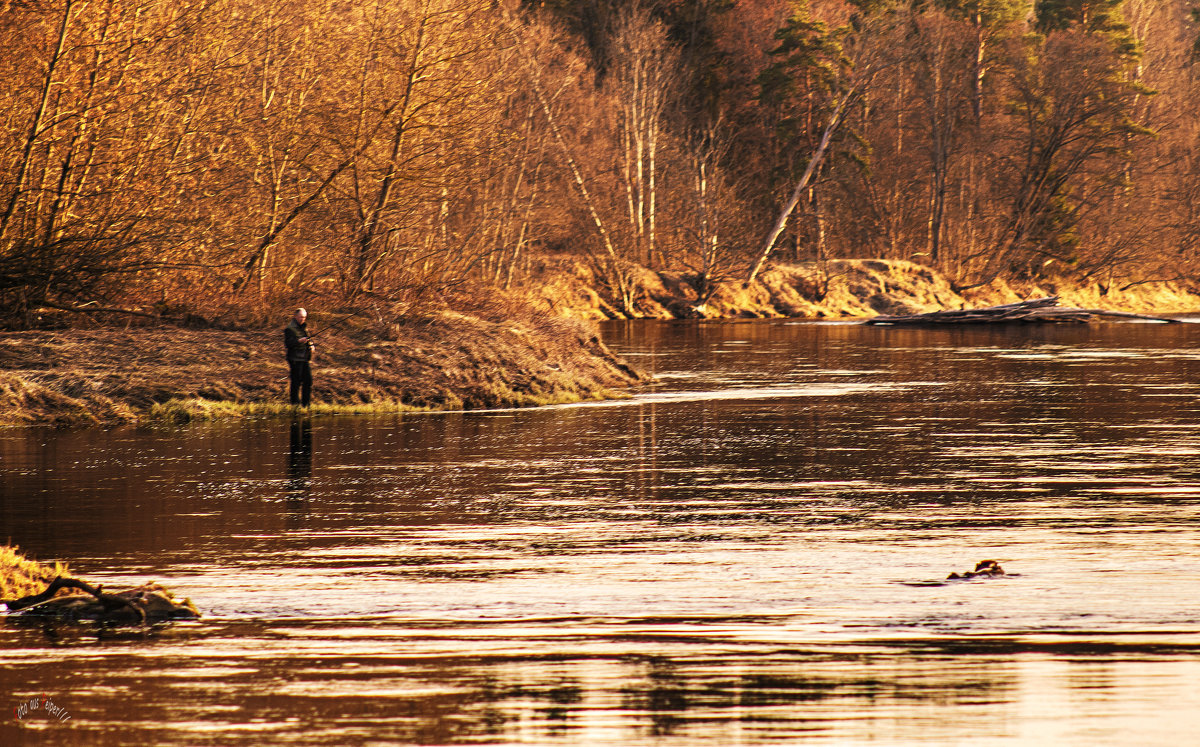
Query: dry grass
0 310 646 427
147 399 429 424
0 545 70 602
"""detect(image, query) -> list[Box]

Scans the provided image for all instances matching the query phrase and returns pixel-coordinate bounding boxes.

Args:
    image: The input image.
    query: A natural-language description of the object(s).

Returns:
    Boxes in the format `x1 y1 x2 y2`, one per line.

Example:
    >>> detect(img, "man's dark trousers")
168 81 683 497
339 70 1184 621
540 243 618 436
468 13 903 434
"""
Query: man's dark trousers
289 361 312 406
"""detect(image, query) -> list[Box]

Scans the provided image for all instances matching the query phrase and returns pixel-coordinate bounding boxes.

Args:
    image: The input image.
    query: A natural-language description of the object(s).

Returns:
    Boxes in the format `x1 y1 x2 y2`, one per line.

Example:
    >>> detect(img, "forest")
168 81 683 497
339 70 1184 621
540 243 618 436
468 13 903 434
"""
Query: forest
2 0 1200 326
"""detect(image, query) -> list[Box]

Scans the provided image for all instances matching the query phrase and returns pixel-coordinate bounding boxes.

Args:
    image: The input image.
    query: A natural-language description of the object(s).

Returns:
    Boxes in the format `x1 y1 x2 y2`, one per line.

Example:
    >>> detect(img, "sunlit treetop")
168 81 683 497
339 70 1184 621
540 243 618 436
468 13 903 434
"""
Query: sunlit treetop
1034 0 1139 59
756 0 848 111
929 0 1029 27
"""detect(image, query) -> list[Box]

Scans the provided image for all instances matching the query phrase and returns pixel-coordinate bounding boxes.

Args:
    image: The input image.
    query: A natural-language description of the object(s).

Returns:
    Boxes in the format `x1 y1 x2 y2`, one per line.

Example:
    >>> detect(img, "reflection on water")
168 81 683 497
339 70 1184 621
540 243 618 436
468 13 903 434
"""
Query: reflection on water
286 416 312 527
287 416 313 495
3 320 1200 744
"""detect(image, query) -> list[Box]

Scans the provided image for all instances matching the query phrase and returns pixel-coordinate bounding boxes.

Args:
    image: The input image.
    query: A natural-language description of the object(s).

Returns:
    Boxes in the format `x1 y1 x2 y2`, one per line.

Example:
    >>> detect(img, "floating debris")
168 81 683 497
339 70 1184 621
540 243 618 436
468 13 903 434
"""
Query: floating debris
948 560 1006 580
866 297 1181 325
5 576 199 626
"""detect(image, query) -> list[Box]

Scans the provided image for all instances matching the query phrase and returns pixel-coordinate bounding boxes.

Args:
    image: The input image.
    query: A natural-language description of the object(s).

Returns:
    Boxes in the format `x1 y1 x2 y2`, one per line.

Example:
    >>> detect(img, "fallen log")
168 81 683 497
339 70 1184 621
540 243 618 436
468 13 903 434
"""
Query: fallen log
4 576 200 626
865 296 1181 325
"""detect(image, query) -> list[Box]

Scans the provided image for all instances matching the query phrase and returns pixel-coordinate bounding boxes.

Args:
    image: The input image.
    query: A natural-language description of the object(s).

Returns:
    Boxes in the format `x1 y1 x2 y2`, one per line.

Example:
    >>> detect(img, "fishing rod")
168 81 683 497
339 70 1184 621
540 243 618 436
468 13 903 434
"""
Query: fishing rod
301 311 358 342
277 312 358 382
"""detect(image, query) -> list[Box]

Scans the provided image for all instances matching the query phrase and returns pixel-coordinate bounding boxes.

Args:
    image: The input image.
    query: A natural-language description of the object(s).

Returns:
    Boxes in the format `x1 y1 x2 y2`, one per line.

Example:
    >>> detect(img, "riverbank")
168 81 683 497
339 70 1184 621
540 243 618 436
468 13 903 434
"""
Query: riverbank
5 258 1194 427
0 312 645 427
528 257 1200 320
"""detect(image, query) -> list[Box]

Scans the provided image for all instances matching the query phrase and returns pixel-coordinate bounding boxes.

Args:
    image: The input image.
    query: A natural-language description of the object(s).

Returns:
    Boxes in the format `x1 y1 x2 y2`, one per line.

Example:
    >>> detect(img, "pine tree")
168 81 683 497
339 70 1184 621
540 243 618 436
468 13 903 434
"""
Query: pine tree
1034 0 1138 57
932 0 1027 121
755 1 848 175
747 0 879 283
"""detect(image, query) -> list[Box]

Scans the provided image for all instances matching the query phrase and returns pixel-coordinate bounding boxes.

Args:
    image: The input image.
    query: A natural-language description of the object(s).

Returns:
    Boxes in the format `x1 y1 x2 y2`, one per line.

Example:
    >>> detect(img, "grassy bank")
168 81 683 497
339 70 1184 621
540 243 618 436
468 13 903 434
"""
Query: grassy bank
0 311 646 427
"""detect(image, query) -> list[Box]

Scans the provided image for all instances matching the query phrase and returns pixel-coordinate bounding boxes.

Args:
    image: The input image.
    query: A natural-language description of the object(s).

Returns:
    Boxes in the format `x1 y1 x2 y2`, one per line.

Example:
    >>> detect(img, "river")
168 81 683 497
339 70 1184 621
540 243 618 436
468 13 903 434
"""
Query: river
3 319 1200 745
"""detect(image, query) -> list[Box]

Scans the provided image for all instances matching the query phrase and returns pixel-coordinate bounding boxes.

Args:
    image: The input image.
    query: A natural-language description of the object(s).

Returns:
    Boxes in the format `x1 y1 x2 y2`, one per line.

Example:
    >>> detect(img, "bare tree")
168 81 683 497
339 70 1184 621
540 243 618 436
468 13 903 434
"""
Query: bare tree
909 7 975 265
510 12 638 314
951 29 1152 290
607 5 681 269
0 0 207 320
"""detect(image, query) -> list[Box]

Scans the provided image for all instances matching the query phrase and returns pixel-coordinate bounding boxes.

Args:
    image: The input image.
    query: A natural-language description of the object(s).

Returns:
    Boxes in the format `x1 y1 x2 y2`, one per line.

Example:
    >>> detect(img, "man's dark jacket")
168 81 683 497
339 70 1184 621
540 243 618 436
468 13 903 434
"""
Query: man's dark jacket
284 320 312 363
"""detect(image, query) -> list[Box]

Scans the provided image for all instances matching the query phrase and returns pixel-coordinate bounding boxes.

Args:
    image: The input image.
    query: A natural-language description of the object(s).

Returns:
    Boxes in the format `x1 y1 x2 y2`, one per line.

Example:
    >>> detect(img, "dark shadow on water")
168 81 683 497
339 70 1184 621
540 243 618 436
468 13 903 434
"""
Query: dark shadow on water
286 415 312 526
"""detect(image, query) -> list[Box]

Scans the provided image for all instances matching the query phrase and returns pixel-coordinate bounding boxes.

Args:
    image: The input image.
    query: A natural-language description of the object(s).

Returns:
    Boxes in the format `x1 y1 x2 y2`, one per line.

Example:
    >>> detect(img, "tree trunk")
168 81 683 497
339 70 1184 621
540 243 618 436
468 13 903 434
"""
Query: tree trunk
746 91 855 286
520 42 631 313
0 0 75 246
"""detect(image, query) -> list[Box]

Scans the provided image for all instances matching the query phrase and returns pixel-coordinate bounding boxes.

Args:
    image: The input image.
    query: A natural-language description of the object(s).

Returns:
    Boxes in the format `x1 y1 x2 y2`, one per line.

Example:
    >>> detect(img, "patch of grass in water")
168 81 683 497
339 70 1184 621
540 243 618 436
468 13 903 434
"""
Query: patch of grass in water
0 545 69 601
147 398 428 424
147 387 628 424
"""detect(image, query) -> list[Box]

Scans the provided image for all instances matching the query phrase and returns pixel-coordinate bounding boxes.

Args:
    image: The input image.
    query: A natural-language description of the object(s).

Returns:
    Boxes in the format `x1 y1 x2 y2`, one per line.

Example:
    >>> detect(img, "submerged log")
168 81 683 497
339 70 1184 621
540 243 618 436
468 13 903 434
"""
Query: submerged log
865 296 1181 325
948 560 1006 580
4 576 199 626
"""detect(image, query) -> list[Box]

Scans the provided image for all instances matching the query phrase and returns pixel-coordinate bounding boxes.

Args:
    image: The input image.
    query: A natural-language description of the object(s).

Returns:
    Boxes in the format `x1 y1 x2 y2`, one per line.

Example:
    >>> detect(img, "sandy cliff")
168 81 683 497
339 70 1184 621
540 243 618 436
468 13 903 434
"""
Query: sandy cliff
528 258 1200 320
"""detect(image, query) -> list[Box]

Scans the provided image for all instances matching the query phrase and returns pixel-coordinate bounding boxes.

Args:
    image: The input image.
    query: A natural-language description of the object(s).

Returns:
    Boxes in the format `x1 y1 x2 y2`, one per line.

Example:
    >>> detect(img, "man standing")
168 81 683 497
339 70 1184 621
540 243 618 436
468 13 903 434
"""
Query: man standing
284 308 314 406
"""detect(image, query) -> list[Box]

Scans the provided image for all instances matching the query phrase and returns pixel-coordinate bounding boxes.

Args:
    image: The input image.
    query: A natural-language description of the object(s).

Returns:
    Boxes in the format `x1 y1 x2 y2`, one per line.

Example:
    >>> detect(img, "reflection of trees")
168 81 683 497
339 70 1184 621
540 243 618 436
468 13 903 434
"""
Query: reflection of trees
478 676 583 737
618 653 1015 739
620 658 847 737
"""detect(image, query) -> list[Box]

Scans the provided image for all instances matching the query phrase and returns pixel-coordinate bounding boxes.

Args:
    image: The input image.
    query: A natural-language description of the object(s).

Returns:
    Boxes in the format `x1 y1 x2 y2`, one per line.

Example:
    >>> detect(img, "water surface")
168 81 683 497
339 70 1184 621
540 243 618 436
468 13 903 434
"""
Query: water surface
3 320 1200 744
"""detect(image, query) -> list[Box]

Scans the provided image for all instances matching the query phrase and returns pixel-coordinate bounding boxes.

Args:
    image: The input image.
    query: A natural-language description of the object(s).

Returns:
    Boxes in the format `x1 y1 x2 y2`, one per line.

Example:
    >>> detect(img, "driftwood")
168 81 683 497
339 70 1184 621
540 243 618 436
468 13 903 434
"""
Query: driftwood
4 576 200 626
865 297 1182 325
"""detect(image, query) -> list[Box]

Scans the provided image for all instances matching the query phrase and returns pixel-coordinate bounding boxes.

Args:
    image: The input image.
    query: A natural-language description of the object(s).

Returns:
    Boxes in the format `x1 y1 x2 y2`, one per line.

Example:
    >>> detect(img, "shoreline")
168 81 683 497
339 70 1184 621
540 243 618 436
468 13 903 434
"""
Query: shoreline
5 258 1196 428
531 258 1200 321
0 312 646 428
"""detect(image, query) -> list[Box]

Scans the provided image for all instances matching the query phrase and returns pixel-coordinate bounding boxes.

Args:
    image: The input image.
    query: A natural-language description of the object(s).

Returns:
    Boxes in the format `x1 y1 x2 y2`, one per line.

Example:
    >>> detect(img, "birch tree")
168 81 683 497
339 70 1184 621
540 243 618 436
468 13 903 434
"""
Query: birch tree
510 13 638 313
607 6 681 269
